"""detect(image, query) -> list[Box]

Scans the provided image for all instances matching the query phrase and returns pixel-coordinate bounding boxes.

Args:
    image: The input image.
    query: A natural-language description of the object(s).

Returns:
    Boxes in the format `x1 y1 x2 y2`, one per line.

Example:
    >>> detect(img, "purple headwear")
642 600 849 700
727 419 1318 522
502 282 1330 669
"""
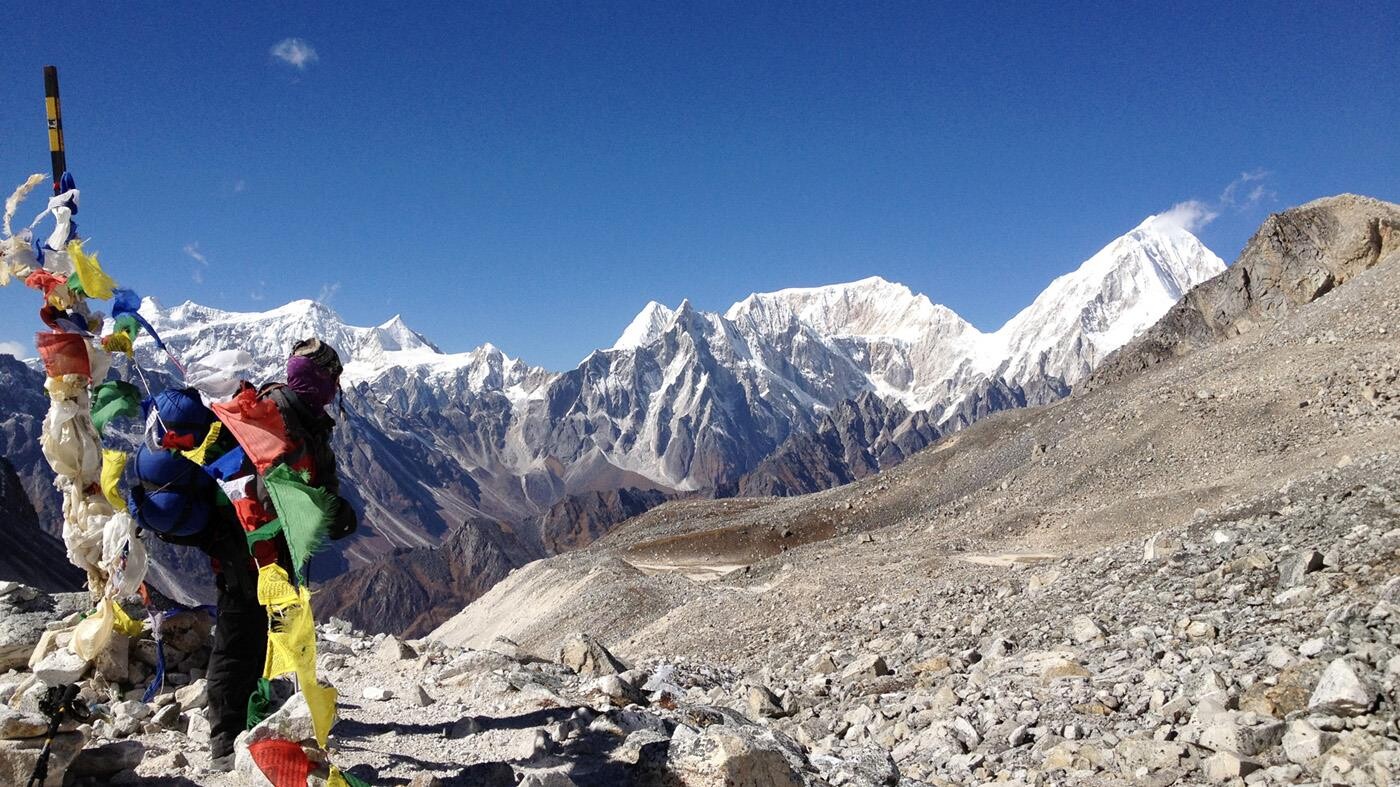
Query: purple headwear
287 338 343 410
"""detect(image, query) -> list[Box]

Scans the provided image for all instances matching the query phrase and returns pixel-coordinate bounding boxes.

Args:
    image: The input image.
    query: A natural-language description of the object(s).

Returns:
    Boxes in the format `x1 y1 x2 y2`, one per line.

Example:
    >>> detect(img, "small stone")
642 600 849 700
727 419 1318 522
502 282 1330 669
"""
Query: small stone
1278 550 1324 588
360 686 393 702
1308 658 1376 716
840 654 891 682
1185 621 1217 641
374 635 416 661
184 711 210 744
414 685 435 707
1299 638 1326 657
807 653 837 675
1203 750 1261 782
746 685 787 719
1069 615 1106 644
1283 720 1338 764
152 703 182 730
174 679 207 711
1040 658 1091 683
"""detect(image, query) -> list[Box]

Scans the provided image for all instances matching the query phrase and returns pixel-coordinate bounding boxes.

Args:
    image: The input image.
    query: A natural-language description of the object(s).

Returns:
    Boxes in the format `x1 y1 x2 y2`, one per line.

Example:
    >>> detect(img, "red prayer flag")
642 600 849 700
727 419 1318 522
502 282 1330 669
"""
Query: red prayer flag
247 739 313 787
211 385 295 473
34 332 91 378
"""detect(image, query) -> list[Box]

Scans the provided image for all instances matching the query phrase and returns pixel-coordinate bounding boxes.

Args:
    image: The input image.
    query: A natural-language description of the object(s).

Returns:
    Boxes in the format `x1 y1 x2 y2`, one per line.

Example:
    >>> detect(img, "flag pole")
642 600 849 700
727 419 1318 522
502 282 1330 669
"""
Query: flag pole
43 66 67 195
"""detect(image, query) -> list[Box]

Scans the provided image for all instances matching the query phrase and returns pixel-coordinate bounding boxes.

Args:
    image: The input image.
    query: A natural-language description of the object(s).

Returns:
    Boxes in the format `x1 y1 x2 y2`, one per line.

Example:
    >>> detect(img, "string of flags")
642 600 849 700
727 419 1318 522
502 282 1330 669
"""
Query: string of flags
0 170 363 786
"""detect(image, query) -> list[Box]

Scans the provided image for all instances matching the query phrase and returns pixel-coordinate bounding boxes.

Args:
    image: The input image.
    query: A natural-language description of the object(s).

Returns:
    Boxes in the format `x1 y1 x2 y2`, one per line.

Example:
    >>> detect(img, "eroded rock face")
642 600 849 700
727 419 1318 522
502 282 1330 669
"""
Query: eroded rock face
1092 194 1400 387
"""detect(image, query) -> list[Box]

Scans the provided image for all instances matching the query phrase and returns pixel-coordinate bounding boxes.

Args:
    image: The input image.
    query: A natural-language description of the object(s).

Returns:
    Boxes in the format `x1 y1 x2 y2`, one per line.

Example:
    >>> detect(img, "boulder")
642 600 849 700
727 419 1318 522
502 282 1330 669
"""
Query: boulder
0 708 48 740
1308 658 1376 716
0 730 86 786
666 723 813 787
557 634 628 677
69 740 145 777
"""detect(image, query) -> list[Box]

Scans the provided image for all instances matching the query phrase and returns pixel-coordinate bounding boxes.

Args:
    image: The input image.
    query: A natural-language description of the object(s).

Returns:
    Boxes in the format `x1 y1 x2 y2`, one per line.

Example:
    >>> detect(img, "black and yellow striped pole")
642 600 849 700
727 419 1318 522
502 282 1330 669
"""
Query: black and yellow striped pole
43 65 67 195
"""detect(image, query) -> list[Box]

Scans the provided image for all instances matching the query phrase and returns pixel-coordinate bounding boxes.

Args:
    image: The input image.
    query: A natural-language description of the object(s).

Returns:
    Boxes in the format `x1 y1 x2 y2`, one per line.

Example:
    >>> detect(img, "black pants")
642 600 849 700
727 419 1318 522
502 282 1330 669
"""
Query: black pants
202 517 268 760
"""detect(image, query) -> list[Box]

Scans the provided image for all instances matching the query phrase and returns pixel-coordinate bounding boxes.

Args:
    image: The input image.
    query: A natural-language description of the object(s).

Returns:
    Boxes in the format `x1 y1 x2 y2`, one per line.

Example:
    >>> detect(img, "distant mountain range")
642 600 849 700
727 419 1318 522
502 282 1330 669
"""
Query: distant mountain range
0 213 1223 611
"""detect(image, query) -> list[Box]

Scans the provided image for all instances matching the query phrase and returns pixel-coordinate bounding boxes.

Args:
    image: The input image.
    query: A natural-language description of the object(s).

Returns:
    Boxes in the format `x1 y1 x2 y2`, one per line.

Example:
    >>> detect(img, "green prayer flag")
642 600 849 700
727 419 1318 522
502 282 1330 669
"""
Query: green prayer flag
245 519 284 549
91 380 142 434
262 463 336 581
112 314 142 339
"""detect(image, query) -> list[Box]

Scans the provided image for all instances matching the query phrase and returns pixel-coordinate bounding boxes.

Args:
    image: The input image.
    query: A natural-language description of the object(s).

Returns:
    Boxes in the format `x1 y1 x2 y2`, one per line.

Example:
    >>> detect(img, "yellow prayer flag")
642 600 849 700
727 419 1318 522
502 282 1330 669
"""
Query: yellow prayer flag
111 598 145 638
68 239 116 300
180 421 223 466
100 450 129 513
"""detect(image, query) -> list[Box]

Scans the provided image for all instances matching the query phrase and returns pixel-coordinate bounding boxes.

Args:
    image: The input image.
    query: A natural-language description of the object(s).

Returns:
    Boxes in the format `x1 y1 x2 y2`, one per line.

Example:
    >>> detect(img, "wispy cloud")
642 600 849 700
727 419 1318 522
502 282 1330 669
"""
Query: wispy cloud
250 280 267 301
1219 169 1275 211
317 282 341 305
183 242 209 284
1154 169 1277 233
233 179 247 194
1154 200 1220 233
0 340 27 358
271 38 319 70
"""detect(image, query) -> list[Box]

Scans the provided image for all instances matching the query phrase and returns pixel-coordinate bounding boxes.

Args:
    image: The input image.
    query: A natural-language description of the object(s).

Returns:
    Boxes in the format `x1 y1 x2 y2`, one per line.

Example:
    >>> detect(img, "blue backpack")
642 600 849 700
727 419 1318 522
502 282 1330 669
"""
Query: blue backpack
126 443 217 538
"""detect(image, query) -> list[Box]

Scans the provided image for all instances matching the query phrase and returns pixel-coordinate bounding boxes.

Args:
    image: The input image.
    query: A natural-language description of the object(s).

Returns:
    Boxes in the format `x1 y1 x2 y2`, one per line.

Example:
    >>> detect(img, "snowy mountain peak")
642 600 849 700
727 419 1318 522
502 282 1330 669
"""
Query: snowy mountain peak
725 275 970 344
612 301 678 350
988 218 1226 385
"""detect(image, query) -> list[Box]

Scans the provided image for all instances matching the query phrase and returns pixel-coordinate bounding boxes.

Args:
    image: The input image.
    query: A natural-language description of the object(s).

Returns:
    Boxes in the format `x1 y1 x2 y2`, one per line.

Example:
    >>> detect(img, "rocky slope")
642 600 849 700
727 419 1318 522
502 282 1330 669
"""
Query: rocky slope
430 195 1400 784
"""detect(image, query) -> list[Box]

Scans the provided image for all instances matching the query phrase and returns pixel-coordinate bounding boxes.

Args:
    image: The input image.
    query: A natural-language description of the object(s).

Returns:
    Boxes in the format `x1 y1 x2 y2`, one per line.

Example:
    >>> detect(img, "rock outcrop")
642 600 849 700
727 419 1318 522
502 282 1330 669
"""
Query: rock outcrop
1091 194 1400 387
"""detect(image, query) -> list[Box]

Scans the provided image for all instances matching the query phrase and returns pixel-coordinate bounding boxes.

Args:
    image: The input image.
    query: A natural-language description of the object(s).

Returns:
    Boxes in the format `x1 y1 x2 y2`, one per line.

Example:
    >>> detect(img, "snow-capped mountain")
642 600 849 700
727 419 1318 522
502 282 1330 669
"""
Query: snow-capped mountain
1 212 1224 606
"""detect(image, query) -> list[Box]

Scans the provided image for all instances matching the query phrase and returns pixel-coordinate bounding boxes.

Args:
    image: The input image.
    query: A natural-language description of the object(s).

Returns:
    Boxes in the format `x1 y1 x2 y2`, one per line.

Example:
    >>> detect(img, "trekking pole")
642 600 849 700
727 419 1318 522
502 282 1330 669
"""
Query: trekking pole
43 66 67 195
26 684 90 787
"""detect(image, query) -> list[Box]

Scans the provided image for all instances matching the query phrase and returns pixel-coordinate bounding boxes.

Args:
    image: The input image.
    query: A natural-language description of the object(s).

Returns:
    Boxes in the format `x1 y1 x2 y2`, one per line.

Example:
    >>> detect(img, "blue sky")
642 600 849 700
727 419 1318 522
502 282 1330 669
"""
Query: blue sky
1 1 1396 369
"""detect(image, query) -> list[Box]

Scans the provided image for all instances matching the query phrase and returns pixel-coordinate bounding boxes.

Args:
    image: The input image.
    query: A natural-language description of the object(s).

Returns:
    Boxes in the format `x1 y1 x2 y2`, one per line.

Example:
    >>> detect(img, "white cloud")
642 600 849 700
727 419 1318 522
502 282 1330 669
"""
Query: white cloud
0 340 28 358
1220 169 1274 210
1154 170 1276 234
233 179 247 193
1154 200 1220 233
183 242 209 284
316 282 341 305
271 38 319 70
183 242 209 266
250 279 267 301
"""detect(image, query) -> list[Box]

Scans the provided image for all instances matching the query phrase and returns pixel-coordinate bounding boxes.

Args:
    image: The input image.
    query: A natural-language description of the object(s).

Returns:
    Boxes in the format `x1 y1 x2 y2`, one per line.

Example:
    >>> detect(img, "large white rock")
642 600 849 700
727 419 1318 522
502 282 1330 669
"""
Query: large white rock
32 647 89 686
0 730 87 785
1308 658 1376 717
666 724 815 787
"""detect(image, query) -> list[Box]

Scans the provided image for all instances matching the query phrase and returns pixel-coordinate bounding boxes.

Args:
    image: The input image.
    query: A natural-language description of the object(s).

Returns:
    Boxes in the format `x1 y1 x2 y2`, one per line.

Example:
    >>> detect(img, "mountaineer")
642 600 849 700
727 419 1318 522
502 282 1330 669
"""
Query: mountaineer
127 337 358 770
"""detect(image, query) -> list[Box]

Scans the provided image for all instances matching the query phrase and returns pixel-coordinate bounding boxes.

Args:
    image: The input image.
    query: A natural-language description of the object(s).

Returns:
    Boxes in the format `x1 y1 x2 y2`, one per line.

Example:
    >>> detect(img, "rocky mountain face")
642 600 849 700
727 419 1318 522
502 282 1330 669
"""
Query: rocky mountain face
737 392 942 497
0 457 82 592
311 517 542 639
